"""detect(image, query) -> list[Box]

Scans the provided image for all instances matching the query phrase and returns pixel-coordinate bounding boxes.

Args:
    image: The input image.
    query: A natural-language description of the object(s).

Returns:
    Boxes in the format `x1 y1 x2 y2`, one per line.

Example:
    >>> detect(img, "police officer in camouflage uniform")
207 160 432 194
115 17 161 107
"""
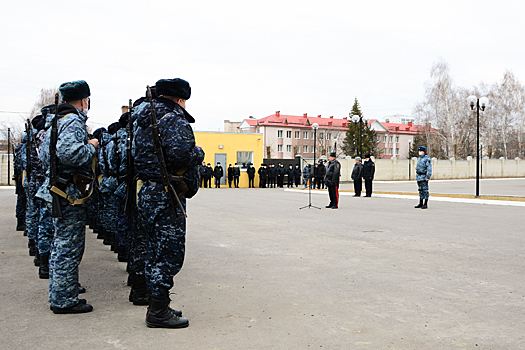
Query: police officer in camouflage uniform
414 146 432 209
134 78 204 328
36 80 99 314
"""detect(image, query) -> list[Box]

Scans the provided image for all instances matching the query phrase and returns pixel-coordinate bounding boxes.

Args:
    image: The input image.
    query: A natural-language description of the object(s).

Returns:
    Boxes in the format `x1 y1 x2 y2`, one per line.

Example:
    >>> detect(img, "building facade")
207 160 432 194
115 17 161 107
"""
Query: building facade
238 112 349 159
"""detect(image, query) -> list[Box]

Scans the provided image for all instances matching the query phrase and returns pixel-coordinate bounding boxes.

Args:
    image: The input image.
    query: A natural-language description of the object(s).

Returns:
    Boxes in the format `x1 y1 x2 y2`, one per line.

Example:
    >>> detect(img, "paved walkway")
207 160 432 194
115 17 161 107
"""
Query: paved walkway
1 184 524 349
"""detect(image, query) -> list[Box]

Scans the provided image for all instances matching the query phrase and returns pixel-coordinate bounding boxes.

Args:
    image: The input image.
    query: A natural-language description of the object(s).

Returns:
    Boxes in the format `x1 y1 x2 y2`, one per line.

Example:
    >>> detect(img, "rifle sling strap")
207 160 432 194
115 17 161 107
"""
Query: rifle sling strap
50 156 96 205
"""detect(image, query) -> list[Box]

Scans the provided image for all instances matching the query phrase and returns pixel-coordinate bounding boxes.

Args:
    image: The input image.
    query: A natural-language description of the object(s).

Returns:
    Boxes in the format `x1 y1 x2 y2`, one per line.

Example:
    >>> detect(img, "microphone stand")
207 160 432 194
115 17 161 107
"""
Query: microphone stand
300 126 321 210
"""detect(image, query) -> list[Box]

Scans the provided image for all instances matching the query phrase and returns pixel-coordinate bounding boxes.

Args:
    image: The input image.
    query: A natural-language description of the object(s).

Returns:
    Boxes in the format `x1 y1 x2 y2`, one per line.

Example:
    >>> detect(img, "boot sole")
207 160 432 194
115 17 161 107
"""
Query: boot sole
146 321 189 328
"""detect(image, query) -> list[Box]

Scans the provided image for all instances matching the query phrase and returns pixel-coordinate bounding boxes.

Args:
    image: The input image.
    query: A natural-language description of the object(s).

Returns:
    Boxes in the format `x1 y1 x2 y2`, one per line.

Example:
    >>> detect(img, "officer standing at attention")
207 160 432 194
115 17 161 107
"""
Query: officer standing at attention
362 154 375 197
36 80 99 314
414 146 432 209
294 163 301 187
351 157 363 197
247 163 256 188
134 78 204 328
324 152 341 209
258 163 267 188
214 162 224 188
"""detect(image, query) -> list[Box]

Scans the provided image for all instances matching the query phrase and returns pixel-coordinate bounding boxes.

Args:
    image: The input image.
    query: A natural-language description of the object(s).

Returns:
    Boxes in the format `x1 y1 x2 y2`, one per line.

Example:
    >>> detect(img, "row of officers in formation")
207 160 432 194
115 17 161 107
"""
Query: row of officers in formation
197 161 329 189
13 78 203 329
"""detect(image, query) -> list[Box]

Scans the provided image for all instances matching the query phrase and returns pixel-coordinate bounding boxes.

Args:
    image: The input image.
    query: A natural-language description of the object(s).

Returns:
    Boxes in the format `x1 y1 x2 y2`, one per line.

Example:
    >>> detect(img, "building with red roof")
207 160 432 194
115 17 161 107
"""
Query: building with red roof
238 111 349 159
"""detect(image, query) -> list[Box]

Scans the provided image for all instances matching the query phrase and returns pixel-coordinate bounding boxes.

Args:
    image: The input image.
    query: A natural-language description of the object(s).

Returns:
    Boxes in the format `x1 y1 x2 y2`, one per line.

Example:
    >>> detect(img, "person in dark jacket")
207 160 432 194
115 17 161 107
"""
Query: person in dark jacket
286 164 294 188
324 152 341 209
214 162 224 188
199 161 206 187
233 163 241 188
362 154 375 197
351 157 363 197
277 163 286 188
258 164 267 188
247 163 256 188
268 163 277 188
294 164 301 187
316 160 326 189
227 164 234 188
204 163 212 188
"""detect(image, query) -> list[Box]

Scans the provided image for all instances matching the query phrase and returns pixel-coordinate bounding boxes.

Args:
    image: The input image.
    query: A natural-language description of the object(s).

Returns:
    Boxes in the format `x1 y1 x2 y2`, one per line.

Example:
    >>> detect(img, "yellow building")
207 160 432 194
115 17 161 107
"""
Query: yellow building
194 131 264 188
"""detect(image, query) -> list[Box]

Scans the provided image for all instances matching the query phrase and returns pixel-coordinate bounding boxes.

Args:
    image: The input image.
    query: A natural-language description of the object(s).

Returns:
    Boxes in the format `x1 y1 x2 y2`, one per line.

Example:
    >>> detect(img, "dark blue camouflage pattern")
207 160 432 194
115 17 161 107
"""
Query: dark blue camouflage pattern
133 97 204 296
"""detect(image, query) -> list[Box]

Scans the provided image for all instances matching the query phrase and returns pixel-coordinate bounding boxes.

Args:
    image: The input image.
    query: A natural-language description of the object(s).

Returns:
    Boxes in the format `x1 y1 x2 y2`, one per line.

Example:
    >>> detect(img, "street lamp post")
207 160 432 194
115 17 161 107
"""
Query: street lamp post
7 128 10 186
467 95 489 198
351 114 363 158
408 140 412 180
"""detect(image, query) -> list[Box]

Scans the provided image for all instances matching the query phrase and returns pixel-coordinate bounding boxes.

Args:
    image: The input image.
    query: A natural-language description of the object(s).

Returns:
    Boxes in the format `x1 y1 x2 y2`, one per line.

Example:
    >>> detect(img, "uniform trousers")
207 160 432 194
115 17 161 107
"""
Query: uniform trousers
138 183 186 296
417 180 429 199
327 185 339 207
353 178 362 196
364 178 373 197
49 201 86 308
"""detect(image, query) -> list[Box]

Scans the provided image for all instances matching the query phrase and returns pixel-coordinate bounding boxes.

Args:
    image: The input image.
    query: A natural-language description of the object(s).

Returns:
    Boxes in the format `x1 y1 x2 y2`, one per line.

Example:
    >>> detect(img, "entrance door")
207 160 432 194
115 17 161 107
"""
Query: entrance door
214 153 227 185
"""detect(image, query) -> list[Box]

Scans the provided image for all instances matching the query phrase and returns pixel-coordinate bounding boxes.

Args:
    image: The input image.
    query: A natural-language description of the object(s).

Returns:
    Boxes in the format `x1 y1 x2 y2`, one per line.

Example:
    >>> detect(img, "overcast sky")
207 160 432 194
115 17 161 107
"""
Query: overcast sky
1 0 523 133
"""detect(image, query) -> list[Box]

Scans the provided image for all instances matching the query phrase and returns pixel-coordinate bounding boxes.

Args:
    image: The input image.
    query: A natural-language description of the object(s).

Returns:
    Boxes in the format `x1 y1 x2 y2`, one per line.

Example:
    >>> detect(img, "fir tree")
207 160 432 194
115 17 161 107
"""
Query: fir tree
343 98 380 157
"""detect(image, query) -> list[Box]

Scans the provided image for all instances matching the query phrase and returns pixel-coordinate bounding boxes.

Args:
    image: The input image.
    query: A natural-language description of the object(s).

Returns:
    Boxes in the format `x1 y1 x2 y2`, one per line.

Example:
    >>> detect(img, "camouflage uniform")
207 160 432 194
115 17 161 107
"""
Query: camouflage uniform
36 103 96 309
37 109 56 258
134 97 204 297
14 143 27 230
98 130 118 246
416 154 432 200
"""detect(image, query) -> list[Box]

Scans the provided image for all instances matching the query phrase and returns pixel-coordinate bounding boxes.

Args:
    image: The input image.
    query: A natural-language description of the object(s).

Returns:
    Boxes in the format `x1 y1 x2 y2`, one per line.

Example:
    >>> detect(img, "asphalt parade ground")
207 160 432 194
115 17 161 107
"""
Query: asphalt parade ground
1 179 524 349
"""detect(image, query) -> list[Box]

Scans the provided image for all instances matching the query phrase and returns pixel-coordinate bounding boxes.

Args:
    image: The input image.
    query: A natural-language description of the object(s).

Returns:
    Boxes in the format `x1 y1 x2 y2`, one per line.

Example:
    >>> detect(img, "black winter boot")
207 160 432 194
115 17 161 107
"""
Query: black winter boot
414 199 423 208
146 292 187 328
34 250 41 267
421 199 428 209
16 218 26 231
39 254 50 279
129 274 149 306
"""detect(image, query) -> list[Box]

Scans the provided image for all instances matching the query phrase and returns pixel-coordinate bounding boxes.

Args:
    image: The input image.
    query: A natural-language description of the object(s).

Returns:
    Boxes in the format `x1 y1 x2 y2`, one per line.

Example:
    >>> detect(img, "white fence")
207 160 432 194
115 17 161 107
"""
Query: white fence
303 156 525 181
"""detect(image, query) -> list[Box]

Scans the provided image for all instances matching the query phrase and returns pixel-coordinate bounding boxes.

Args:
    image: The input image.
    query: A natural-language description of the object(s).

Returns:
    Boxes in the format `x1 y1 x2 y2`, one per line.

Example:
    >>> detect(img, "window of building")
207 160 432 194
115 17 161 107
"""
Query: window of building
237 151 253 169
383 136 387 143
389 148 393 155
327 146 332 153
278 145 283 152
295 131 300 139
319 132 324 139
278 130 283 138
311 132 315 139
389 136 393 143
303 145 308 153
377 135 381 142
327 133 331 140
395 136 399 143
395 148 399 155
286 131 292 138
303 131 308 139
286 145 291 152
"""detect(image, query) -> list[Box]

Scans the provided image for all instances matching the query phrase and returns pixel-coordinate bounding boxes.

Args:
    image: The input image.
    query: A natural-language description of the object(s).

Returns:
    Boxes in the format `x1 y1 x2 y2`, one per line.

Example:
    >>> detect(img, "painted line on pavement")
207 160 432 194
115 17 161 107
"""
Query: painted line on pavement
284 189 525 207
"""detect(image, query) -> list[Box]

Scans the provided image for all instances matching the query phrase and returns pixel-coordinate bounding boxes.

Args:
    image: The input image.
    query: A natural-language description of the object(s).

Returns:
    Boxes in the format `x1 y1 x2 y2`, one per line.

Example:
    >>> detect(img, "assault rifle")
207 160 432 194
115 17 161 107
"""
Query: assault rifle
25 119 32 177
48 94 67 218
124 99 134 214
146 86 187 220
